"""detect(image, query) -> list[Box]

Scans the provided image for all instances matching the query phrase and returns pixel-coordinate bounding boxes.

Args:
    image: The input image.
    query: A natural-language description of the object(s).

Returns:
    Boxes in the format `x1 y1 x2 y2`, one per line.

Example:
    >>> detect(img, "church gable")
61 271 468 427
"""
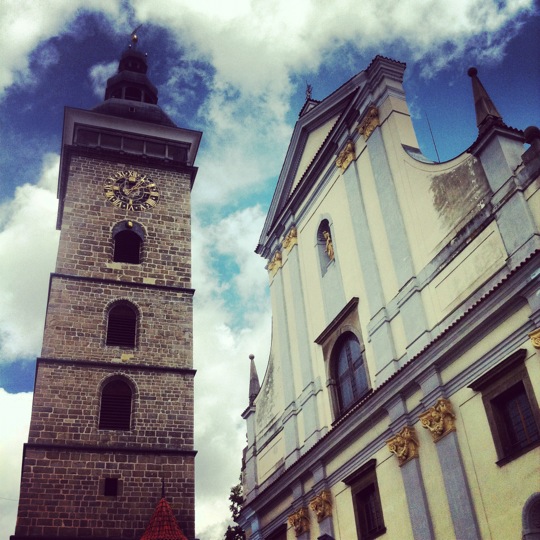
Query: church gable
258 75 365 255
289 114 340 193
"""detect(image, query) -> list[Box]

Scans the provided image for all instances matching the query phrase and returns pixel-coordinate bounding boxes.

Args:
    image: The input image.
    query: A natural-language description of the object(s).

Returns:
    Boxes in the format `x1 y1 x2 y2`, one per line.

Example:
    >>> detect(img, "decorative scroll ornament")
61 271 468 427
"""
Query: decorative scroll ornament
309 490 332 522
288 507 310 536
358 106 379 140
267 251 282 276
282 227 298 251
419 398 456 442
335 140 356 171
529 328 540 350
387 426 419 466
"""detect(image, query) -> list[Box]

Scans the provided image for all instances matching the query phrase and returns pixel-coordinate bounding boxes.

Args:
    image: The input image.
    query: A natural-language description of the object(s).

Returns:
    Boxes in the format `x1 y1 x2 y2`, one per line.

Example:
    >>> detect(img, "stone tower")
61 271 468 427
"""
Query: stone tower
11 34 201 540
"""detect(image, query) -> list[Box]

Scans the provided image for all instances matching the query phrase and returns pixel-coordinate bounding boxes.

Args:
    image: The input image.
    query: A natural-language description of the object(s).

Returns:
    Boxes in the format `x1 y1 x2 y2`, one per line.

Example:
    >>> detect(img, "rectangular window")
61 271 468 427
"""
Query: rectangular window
75 128 99 146
469 349 540 465
103 477 119 497
145 141 166 157
168 144 189 162
344 459 386 540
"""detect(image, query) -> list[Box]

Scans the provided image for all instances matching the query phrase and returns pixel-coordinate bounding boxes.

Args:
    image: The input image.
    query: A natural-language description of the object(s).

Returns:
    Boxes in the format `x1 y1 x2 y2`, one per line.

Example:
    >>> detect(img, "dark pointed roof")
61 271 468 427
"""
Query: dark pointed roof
140 498 187 540
249 354 260 405
93 32 176 127
468 67 503 132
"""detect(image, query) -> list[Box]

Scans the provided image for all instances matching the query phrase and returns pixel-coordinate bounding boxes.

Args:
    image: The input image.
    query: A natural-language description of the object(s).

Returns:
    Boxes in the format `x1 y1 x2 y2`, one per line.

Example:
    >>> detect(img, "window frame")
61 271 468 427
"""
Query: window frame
469 349 540 465
112 221 145 264
100 477 123 498
333 332 369 414
105 301 138 349
98 377 133 431
344 459 386 540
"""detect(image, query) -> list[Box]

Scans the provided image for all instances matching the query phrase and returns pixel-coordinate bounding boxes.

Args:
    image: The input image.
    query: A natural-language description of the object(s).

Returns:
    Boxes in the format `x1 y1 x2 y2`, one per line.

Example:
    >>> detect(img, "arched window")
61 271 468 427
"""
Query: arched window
317 219 335 275
99 378 132 430
106 302 137 348
112 221 144 264
334 333 369 412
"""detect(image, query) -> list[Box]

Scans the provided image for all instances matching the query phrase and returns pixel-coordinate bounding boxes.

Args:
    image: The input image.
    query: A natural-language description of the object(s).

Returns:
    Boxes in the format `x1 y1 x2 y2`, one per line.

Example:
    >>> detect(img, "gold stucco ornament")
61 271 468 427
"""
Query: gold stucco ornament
419 398 456 442
529 328 540 349
309 489 332 522
387 426 419 466
282 227 298 251
358 106 379 140
267 250 282 276
335 140 355 171
288 507 310 536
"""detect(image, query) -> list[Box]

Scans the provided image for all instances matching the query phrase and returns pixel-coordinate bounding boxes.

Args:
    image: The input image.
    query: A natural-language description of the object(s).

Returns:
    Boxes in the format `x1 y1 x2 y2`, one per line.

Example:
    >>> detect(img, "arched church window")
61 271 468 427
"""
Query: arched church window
112 221 144 264
317 219 335 274
333 333 369 413
106 302 138 348
98 378 133 430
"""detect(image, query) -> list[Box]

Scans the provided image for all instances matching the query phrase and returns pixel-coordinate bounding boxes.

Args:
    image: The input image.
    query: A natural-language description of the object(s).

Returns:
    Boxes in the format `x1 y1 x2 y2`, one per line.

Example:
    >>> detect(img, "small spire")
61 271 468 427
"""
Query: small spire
468 67 503 132
248 354 260 406
305 83 313 101
140 497 187 540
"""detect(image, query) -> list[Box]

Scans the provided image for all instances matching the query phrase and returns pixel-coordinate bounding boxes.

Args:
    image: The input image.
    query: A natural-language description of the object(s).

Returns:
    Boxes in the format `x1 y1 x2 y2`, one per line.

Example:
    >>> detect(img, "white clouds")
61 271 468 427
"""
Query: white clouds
0 389 32 537
0 154 60 362
0 1 536 538
192 206 270 539
0 0 124 96
89 60 118 99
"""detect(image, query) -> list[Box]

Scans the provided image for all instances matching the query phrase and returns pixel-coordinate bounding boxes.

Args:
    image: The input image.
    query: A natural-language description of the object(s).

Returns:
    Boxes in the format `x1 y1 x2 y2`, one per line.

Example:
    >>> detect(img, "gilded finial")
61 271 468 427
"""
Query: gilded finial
130 25 142 48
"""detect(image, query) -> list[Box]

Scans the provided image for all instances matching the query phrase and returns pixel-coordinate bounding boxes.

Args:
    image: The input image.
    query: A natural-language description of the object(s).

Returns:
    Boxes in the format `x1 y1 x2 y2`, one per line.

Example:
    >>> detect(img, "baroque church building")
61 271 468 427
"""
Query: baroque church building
11 35 200 540
239 56 540 539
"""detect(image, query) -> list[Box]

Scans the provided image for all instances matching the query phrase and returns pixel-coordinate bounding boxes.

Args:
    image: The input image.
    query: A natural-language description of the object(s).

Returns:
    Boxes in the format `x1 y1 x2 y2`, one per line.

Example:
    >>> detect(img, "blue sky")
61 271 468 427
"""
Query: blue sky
0 1 538 538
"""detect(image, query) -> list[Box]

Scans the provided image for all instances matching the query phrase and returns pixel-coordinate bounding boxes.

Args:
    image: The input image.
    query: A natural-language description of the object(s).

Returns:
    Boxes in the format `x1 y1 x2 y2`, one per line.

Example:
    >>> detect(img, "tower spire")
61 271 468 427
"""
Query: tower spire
248 354 260 405
467 67 503 133
93 28 177 126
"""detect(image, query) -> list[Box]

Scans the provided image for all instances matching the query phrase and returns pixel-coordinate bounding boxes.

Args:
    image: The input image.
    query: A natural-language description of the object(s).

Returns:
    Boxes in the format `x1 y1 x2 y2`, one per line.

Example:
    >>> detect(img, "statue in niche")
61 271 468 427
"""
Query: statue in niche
323 230 334 261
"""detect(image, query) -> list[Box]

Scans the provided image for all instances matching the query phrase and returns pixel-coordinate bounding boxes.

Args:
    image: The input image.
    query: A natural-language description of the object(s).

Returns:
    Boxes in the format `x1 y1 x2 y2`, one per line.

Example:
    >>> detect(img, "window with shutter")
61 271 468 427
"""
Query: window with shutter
106 303 137 348
98 379 132 430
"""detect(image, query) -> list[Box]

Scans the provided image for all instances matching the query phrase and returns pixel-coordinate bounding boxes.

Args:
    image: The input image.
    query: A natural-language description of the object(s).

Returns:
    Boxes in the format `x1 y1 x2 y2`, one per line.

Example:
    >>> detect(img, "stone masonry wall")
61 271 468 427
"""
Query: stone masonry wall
56 154 192 289
28 361 193 449
15 447 195 539
41 276 192 368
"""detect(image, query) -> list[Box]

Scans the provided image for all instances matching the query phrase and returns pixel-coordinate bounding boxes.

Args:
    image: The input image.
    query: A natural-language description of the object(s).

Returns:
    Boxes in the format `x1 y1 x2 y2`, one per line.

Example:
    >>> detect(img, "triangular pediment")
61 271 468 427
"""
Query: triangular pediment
257 73 365 255
256 56 407 257
290 114 340 193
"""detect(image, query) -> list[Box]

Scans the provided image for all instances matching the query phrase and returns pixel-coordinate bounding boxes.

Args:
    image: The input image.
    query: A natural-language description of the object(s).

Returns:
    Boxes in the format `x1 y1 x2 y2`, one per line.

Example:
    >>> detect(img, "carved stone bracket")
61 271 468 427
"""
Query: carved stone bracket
419 398 456 442
267 251 282 276
387 425 419 466
335 140 355 171
358 106 379 140
529 328 540 349
282 227 298 251
309 489 332 522
288 507 310 536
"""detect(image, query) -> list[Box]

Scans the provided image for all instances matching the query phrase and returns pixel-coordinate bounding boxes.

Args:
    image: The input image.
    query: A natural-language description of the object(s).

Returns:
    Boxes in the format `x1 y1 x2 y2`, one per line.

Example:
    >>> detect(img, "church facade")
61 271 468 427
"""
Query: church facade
239 56 540 539
11 36 200 540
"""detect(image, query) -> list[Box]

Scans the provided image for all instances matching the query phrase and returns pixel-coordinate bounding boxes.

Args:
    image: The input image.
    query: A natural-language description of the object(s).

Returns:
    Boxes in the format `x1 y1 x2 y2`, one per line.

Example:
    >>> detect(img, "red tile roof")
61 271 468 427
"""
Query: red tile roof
141 498 188 540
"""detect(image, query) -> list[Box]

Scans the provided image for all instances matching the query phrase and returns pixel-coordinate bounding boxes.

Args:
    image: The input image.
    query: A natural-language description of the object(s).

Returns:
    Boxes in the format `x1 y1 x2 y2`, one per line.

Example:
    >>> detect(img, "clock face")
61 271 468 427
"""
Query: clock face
104 170 160 211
